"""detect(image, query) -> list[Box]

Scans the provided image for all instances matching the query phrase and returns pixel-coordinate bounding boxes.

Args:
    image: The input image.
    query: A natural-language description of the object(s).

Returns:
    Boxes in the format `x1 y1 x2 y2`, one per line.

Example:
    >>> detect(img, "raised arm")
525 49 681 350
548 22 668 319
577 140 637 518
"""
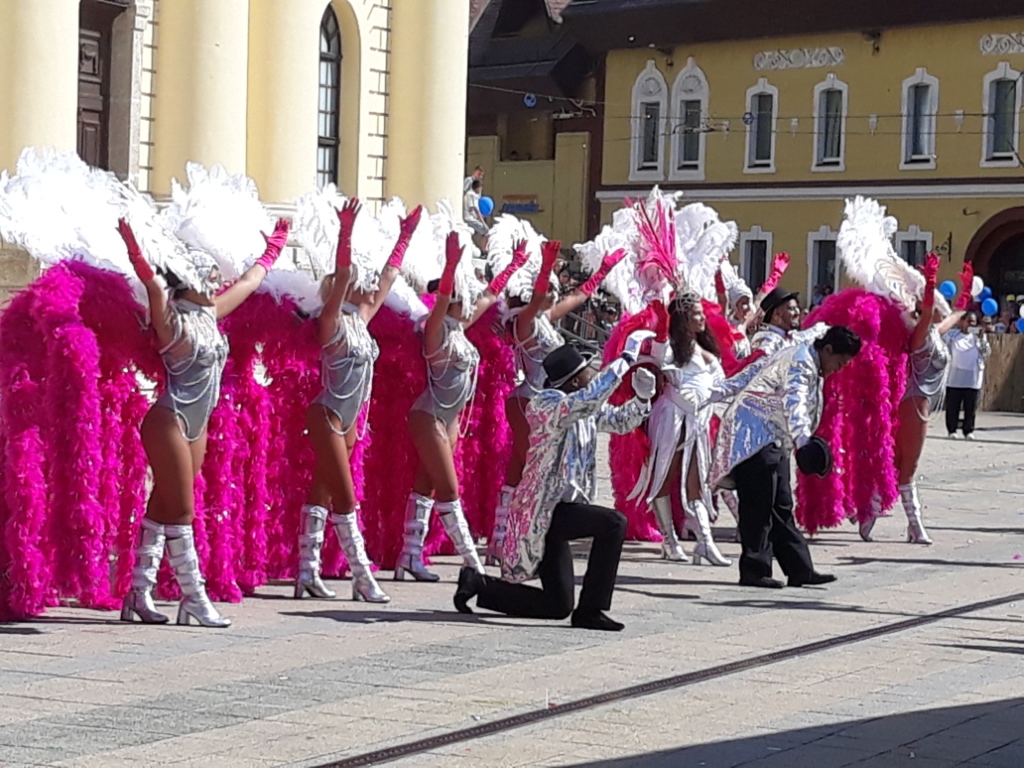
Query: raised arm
424 231 461 356
215 218 290 319
753 251 790 307
117 218 175 348
358 204 423 324
320 199 360 342
515 239 559 341
911 252 940 350
550 248 627 323
464 234 531 328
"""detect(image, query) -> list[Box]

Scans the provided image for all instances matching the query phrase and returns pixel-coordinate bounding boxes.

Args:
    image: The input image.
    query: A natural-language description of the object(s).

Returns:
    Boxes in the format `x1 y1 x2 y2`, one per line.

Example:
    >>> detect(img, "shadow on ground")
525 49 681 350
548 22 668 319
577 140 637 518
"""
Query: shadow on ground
569 697 1024 767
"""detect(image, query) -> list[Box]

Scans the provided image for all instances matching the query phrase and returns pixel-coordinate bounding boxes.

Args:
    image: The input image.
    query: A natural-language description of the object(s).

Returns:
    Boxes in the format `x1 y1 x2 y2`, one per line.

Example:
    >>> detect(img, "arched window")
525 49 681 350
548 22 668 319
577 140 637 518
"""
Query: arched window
812 73 848 172
745 77 778 173
669 57 709 181
629 60 668 182
981 61 1022 168
318 6 342 189
900 68 939 170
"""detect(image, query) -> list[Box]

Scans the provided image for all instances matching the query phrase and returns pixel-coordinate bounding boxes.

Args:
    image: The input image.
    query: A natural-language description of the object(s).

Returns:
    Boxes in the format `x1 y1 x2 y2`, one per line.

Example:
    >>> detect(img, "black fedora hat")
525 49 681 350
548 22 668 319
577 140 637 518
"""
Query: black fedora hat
760 286 799 320
543 345 593 388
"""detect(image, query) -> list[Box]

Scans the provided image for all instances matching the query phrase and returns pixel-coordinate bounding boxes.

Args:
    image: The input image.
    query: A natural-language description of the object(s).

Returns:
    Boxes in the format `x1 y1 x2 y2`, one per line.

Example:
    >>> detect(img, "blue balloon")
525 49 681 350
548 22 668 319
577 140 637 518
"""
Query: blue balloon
938 281 957 300
979 287 993 302
982 298 999 317
1017 318 1024 333
478 196 494 217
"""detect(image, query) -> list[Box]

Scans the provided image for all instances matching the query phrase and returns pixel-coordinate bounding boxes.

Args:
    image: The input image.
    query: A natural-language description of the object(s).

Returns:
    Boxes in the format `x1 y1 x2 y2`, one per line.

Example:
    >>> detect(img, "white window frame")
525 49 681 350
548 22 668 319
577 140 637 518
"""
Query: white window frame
894 225 934 266
981 61 1022 169
812 73 849 173
629 60 668 182
807 225 839 298
900 68 939 171
745 78 779 174
739 226 773 289
669 57 709 182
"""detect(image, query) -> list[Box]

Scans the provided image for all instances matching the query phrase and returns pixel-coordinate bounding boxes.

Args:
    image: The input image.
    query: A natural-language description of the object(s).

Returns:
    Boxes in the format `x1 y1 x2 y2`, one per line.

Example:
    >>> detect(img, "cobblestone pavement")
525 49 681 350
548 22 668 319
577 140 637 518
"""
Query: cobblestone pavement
1 414 1022 767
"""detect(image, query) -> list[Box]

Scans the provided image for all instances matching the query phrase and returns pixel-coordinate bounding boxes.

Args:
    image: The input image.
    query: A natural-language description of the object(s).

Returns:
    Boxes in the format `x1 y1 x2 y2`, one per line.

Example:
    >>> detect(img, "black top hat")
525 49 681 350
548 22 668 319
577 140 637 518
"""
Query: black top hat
543 345 592 389
795 436 833 477
760 287 799 320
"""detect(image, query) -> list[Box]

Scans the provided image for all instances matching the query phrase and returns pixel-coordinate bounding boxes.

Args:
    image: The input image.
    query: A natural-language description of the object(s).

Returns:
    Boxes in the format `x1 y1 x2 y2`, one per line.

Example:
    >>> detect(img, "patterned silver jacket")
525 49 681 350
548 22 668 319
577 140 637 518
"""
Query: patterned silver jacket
501 359 650 583
710 340 824 490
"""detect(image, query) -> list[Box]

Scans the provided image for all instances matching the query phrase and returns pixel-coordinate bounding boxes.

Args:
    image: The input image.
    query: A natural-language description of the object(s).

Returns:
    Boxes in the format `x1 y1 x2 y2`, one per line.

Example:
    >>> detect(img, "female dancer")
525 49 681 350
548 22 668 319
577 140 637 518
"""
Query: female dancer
487 242 625 564
296 199 422 601
631 292 732 566
120 216 289 627
859 254 960 545
396 231 528 580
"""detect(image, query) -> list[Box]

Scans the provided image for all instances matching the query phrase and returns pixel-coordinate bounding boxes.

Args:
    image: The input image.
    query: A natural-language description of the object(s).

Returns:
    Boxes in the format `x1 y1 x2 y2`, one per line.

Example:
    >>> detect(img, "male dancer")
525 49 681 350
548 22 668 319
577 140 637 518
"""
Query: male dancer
712 325 862 588
453 331 656 631
752 286 802 356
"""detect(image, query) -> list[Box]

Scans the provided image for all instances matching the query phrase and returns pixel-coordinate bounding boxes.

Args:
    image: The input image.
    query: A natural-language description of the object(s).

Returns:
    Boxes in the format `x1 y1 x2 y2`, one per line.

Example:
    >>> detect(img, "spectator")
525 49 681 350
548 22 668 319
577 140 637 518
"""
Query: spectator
810 285 823 308
463 165 485 193
944 311 991 440
994 310 1012 334
463 179 489 246
981 315 996 334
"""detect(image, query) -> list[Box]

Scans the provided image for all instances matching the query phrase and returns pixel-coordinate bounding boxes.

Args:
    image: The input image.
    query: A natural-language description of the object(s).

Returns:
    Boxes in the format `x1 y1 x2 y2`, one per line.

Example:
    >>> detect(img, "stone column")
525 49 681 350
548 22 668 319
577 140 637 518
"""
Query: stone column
0 0 81 173
245 0 324 204
150 0 250 196
386 0 470 207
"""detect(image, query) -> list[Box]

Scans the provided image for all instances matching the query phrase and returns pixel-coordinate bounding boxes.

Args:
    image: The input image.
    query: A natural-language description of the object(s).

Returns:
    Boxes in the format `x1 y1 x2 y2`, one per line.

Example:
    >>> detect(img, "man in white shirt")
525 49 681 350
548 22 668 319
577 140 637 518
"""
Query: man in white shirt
944 311 992 440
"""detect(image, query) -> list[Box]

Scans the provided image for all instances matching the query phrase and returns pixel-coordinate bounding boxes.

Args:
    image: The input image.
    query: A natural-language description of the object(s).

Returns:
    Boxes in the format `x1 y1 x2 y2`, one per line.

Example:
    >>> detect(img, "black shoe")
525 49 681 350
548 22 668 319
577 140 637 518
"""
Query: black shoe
788 571 837 588
739 576 785 589
571 608 624 632
453 567 483 614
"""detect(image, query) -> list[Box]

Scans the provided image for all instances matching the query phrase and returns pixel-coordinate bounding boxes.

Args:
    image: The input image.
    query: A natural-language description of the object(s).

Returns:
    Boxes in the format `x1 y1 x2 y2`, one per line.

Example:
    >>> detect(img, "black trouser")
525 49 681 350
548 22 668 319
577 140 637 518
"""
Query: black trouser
476 502 627 619
732 443 815 583
945 387 979 436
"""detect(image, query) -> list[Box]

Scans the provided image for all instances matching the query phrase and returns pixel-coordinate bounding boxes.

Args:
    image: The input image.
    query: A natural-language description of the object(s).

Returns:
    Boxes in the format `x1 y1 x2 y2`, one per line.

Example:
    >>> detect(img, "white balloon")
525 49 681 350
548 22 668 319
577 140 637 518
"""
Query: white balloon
1019 305 1024 319
971 275 984 298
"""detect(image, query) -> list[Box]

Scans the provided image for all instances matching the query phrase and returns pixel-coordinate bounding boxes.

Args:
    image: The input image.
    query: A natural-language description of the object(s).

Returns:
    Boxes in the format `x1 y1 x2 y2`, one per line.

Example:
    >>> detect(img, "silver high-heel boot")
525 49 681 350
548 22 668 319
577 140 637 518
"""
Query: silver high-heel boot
121 518 169 624
394 493 440 582
901 483 933 545
486 485 514 567
688 499 732 567
165 525 231 627
295 504 337 599
653 497 689 562
438 499 485 575
332 506 390 603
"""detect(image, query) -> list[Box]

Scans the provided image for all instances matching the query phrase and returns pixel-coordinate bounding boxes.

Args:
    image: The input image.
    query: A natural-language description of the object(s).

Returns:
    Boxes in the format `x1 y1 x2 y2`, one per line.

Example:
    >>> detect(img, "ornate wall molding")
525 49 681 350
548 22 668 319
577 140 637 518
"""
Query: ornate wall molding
753 47 844 71
980 33 1024 55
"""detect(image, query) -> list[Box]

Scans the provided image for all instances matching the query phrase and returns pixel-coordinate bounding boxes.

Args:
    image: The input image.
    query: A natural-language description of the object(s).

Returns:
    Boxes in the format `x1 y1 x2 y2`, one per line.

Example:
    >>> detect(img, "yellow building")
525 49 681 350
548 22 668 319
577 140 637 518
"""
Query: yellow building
0 0 470 302
547 2 1024 305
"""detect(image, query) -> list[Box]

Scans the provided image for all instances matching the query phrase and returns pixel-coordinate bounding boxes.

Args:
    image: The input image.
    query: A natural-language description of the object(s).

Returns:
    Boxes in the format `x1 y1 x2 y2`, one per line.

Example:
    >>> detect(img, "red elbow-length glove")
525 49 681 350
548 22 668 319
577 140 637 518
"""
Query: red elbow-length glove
955 260 975 311
532 239 561 298
333 198 360 270
581 249 626 297
386 204 423 270
439 232 462 296
257 218 291 271
922 252 939 309
488 239 530 295
117 218 154 282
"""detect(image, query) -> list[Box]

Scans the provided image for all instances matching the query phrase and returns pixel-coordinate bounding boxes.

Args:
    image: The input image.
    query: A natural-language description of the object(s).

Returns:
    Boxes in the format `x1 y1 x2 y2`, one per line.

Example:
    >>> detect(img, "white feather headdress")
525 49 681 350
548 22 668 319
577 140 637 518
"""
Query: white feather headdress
575 204 644 313
674 202 739 302
719 259 753 312
486 214 549 301
837 196 950 323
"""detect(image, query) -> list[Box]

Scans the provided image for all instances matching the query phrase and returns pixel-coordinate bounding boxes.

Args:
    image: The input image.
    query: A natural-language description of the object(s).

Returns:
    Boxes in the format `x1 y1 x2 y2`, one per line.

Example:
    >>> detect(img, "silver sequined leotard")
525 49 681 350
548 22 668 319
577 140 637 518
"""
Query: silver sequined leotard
312 303 379 435
903 325 949 413
411 315 481 429
154 300 229 442
506 308 564 400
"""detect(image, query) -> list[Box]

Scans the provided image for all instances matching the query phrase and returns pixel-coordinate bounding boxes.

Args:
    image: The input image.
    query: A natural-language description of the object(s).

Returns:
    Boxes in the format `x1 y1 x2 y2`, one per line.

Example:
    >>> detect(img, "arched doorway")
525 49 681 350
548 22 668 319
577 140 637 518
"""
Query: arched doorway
964 207 1024 300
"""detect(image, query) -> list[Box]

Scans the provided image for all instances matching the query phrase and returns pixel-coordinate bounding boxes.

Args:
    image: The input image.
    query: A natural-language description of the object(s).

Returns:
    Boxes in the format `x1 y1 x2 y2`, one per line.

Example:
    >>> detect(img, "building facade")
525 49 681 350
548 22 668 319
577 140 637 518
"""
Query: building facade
0 0 470 303
557 2 1024 303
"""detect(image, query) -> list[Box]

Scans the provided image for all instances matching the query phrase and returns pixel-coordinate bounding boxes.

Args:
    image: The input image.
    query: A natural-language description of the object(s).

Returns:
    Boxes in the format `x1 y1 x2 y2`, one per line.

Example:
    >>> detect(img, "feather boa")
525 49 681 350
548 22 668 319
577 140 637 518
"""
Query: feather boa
797 289 910 533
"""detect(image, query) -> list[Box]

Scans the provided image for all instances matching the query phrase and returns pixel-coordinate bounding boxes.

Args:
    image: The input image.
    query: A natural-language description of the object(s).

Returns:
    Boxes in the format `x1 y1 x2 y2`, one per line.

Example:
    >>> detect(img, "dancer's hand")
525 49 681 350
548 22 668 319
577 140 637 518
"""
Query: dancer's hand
632 368 657 400
117 218 154 282
257 218 290 270
581 249 626 297
439 231 462 296
334 198 360 269
386 204 422 270
532 240 561 298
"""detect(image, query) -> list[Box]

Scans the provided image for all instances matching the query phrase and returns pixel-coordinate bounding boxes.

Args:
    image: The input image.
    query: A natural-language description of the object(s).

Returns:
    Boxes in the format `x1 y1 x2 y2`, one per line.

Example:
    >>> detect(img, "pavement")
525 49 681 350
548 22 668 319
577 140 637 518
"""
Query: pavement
1 413 1023 768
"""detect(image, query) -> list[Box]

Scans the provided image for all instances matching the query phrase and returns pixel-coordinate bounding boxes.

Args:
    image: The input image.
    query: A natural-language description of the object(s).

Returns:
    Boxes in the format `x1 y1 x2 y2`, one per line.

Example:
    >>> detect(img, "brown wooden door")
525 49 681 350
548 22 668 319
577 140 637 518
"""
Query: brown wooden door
78 1 126 168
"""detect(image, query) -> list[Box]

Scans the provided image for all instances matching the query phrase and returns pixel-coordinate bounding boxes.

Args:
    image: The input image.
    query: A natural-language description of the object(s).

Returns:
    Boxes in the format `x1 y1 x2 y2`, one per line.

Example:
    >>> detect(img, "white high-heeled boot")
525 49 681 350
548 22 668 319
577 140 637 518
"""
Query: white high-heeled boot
165 525 231 627
486 485 514 567
121 518 169 624
332 505 390 602
901 483 933 545
438 499 485 574
688 499 732 567
653 496 689 562
394 493 439 582
295 504 337 599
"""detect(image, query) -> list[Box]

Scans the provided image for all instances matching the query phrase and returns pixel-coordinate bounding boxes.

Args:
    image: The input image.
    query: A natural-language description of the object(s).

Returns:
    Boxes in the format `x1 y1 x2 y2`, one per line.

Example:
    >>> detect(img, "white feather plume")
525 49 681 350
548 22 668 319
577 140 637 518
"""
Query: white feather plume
674 202 738 301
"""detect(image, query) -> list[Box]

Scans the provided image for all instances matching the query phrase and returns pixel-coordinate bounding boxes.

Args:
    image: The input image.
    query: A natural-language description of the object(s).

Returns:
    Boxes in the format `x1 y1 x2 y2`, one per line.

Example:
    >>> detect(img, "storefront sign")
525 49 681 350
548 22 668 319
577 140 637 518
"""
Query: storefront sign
501 194 540 215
